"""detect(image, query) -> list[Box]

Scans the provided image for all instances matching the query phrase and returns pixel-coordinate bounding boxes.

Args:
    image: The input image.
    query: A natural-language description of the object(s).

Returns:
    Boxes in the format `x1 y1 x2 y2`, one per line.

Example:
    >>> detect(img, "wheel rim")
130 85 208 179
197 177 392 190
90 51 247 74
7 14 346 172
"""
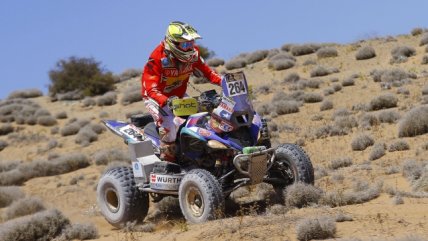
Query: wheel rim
105 188 120 213
185 186 204 217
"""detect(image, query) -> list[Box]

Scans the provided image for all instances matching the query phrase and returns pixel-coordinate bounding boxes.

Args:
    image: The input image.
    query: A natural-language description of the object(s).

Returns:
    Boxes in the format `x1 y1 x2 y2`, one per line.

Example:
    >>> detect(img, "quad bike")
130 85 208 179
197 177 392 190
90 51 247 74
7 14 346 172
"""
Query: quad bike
96 71 314 227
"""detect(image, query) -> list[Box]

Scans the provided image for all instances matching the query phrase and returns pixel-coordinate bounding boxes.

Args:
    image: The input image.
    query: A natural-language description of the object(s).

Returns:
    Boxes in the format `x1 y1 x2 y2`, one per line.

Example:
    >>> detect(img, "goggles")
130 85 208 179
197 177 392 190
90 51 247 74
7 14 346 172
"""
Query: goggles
175 40 194 51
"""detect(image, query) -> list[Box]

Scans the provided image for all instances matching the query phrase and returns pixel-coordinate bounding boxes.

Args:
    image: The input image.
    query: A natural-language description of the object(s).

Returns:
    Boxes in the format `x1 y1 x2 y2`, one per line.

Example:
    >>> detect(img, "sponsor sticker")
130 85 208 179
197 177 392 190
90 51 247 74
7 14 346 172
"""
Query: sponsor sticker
150 173 183 191
119 124 144 141
198 128 212 137
132 162 144 177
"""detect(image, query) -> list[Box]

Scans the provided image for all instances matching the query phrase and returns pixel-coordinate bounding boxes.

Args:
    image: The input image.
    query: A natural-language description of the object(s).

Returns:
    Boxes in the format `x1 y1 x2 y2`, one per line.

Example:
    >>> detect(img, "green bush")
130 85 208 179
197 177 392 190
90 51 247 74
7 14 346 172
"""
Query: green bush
48 56 115 97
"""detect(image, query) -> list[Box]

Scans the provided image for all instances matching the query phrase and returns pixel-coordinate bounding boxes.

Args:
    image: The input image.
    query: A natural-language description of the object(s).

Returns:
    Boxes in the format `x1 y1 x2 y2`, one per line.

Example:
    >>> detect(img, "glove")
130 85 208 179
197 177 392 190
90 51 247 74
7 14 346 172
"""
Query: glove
166 96 178 110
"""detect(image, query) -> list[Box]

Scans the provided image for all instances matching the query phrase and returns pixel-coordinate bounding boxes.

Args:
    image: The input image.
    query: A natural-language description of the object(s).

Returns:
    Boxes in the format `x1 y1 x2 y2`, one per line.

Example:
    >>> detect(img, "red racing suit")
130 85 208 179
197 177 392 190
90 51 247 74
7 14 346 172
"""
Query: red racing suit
141 41 221 107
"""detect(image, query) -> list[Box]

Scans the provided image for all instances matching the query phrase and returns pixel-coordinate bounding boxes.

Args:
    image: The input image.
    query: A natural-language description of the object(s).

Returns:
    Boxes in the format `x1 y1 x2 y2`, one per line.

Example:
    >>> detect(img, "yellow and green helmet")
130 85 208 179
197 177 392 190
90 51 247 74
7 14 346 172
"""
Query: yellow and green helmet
164 21 201 62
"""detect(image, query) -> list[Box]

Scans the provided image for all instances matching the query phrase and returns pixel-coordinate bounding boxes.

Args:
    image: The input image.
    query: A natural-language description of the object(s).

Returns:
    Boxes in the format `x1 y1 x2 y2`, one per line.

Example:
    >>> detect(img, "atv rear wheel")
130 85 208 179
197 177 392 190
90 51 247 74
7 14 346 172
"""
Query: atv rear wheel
178 169 224 224
97 166 149 228
267 144 314 199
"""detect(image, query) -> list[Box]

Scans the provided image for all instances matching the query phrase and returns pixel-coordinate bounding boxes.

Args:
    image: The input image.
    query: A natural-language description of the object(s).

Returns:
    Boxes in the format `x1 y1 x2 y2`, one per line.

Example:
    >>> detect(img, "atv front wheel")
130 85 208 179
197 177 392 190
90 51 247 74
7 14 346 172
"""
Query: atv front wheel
178 169 225 224
97 166 149 228
268 143 314 190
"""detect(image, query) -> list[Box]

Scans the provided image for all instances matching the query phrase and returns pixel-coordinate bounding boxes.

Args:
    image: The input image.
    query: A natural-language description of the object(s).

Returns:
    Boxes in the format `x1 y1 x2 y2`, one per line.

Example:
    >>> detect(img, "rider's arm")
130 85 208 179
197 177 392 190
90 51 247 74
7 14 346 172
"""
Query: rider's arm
141 52 169 107
193 46 222 85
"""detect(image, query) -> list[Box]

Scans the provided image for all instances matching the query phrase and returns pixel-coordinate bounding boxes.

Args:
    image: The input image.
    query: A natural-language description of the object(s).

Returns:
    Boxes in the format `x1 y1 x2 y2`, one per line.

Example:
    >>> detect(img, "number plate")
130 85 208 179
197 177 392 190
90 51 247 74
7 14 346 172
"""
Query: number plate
119 124 144 141
226 73 247 97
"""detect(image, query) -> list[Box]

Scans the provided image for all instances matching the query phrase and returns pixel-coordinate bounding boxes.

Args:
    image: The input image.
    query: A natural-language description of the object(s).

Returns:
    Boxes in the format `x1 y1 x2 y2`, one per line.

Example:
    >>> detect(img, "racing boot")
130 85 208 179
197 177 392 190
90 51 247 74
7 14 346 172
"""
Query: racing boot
159 141 176 162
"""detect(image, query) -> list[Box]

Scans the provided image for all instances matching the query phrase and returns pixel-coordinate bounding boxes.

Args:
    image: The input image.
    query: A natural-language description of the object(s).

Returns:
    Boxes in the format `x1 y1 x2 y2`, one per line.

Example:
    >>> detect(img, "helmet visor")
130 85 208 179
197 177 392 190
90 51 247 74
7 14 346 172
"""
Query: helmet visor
175 40 194 51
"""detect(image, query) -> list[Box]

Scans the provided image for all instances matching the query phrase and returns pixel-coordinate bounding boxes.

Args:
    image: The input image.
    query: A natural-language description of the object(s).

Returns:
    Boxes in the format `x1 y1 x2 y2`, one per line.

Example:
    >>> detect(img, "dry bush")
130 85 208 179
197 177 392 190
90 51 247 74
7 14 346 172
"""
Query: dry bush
355 46 376 60
96 91 117 106
335 213 353 222
419 33 428 46
320 100 333 111
422 86 428 95
283 73 300 83
370 68 416 85
323 87 335 96
0 140 8 151
0 209 70 241
1 197 46 221
268 53 296 70
422 55 428 65
0 124 14 136
351 134 374 151
37 115 57 126
303 59 317 66
245 50 269 64
310 66 332 77
313 125 349 139
291 44 321 56
60 223 99 240
295 216 336 241
93 148 130 165
368 93 398 111
82 97 96 107
60 122 81 136
7 89 43 99
401 160 424 181
225 57 246 70
284 183 323 208
398 105 428 137
378 110 400 123
328 157 353 170
332 83 342 92
306 79 322 89
207 58 224 67
255 85 271 95
316 47 338 58
411 27 424 36
389 139 410 152
0 160 20 173
75 125 98 146
55 111 67 119
281 43 293 52
273 100 300 115
303 93 323 103
397 87 410 96
121 88 142 105
392 194 404 205
342 77 355 87
359 113 379 129
390 46 416 64
334 116 358 131
413 171 428 192
321 181 383 207
0 186 24 208
369 143 386 161
117 68 141 82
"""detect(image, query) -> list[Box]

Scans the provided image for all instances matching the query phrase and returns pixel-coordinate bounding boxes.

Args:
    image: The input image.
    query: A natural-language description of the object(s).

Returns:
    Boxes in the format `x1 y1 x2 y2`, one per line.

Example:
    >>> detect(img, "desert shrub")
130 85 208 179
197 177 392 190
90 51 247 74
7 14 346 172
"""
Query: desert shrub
284 183 323 208
321 181 383 207
93 149 129 165
316 47 338 58
283 73 300 83
401 160 423 181
397 87 410 95
0 186 24 208
0 140 8 151
369 93 398 111
332 107 351 118
48 56 115 97
2 197 46 221
295 216 336 241
342 77 355 86
378 110 400 123
310 66 331 77
351 134 374 151
306 79 322 89
422 55 428 65
0 209 69 241
255 84 271 95
117 68 141 82
369 143 386 161
0 160 20 172
359 113 379 129
96 91 117 106
390 46 416 64
81 97 96 107
291 43 321 56
331 84 342 92
389 139 410 152
60 122 81 136
55 111 67 119
245 50 269 64
225 57 246 70
355 46 376 60
371 68 416 84
398 106 428 137
37 115 57 126
420 33 428 46
7 89 43 99
392 194 404 205
411 27 424 36
329 157 353 170
0 124 14 135
323 87 335 96
268 53 296 70
303 93 323 103
422 86 428 96
121 88 141 105
413 171 428 192
61 223 99 240
206 58 224 67
273 100 300 115
280 43 293 52
320 100 333 111
75 125 98 146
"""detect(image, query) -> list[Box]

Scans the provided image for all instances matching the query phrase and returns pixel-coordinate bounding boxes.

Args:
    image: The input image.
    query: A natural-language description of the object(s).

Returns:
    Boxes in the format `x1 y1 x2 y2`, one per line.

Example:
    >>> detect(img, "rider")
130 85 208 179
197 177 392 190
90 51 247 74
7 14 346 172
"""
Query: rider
141 21 222 162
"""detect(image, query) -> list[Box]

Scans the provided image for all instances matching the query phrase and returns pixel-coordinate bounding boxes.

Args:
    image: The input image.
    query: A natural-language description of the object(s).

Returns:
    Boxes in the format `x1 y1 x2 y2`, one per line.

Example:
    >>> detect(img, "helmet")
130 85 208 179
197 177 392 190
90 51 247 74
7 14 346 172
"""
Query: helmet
164 21 201 62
